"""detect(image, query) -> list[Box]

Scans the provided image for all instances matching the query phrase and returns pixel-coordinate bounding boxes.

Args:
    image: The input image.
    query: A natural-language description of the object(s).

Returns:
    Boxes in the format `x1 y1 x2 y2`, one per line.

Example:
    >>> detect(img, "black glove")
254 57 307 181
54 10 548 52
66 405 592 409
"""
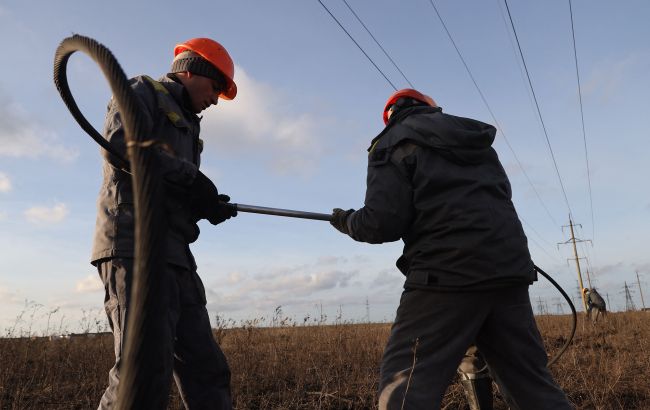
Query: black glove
331 208 355 235
189 171 237 225
207 194 237 225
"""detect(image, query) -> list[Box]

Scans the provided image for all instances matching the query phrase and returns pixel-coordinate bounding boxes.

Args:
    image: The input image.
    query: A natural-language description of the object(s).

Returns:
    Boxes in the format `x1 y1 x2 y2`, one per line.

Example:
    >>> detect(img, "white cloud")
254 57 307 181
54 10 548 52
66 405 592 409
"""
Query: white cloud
0 211 6 220
24 202 68 224
583 54 642 103
200 67 323 174
75 275 103 293
0 94 78 162
372 269 402 288
316 255 348 266
226 271 246 285
0 286 20 304
209 264 359 313
0 172 10 192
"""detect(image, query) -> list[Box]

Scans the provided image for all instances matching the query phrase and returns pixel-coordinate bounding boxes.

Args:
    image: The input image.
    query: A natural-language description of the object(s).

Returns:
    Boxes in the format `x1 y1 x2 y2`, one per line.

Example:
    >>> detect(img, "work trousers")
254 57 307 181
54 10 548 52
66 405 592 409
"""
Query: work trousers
97 257 232 409
378 286 572 410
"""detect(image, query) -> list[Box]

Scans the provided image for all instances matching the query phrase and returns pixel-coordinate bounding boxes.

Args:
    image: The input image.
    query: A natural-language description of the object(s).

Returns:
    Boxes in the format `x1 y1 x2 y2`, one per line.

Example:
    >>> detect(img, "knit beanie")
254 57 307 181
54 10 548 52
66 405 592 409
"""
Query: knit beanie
170 50 225 84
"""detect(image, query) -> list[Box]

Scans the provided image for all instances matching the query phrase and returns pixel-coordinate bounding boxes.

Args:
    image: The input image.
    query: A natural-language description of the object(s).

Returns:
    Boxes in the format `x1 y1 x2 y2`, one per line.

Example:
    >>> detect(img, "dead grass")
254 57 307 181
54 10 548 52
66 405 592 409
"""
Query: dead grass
1 312 648 409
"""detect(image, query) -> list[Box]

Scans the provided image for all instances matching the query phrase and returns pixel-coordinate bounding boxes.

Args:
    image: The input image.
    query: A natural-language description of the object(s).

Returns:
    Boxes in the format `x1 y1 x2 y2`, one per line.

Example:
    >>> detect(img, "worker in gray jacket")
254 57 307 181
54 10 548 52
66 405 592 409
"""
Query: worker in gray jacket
92 38 237 409
330 89 572 410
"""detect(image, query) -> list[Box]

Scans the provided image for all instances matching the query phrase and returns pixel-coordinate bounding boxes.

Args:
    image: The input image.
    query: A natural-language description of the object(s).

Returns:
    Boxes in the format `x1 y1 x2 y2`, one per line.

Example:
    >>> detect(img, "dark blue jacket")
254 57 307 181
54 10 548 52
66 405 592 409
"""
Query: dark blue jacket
347 106 536 291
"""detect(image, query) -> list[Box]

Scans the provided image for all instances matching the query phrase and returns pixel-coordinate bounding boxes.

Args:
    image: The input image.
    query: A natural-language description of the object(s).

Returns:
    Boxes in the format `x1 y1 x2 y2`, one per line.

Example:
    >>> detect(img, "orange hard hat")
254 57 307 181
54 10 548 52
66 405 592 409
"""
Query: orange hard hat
383 88 437 124
174 38 237 100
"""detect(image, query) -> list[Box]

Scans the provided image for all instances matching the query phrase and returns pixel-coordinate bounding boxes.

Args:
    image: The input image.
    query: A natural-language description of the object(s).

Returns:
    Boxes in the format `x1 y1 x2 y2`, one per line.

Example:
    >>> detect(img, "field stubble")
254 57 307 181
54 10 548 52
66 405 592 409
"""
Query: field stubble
0 312 648 409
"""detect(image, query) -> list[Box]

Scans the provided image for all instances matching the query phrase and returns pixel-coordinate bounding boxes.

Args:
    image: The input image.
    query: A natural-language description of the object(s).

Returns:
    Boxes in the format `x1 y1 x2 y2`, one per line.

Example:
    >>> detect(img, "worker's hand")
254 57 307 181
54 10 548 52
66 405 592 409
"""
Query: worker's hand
190 171 236 225
330 208 355 235
205 194 238 225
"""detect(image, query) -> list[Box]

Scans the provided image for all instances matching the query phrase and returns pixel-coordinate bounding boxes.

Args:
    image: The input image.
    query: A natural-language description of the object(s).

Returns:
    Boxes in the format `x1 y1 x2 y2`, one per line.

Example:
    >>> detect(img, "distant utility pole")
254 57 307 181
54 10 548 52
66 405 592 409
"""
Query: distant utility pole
585 269 593 289
636 271 646 310
558 216 592 312
606 293 611 311
537 296 543 315
624 282 636 312
365 297 370 323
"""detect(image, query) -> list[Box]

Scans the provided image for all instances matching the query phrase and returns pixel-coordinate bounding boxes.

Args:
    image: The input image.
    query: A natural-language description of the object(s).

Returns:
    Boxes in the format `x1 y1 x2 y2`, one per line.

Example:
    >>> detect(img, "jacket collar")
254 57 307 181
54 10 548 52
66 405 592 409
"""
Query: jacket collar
160 74 200 120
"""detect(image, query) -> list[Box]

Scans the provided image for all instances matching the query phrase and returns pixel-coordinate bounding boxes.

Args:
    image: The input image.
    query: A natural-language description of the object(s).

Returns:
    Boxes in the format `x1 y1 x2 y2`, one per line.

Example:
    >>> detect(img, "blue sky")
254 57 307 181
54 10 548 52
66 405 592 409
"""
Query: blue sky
0 0 649 333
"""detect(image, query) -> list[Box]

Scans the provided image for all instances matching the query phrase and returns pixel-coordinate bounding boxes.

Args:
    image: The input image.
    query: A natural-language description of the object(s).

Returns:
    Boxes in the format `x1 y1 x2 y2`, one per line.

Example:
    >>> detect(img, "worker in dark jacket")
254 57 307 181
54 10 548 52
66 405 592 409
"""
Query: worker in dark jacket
92 38 237 409
330 89 571 410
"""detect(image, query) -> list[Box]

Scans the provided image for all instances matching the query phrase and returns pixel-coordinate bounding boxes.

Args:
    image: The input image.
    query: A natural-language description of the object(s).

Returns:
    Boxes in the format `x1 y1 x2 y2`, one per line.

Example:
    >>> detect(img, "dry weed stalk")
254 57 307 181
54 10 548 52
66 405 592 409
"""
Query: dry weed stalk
1 311 649 409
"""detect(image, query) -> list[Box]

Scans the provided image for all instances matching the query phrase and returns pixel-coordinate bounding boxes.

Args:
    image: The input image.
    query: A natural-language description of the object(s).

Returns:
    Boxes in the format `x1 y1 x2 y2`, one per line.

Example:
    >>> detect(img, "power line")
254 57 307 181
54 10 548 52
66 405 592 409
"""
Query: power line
503 0 574 217
316 0 397 90
520 217 558 255
568 0 596 242
342 0 414 88
426 0 558 228
521 217 561 263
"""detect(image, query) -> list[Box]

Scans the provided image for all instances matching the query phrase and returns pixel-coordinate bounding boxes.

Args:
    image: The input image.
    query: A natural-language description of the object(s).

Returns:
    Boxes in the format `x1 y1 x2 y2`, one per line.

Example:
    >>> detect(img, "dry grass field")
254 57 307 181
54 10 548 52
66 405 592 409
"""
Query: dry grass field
1 311 648 409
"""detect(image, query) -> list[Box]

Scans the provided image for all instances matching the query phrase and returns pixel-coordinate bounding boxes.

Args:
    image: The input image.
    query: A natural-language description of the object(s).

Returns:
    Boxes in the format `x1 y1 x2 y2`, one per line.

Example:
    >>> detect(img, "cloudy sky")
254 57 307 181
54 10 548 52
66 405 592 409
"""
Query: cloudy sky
0 0 649 334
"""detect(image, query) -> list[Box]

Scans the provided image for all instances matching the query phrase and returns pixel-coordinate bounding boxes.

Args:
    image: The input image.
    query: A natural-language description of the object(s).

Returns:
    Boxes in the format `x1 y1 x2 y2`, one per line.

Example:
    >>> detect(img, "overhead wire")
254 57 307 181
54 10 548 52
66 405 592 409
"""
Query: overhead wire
494 0 553 161
342 0 414 88
568 0 596 242
503 0 574 218
521 217 563 263
316 0 397 90
425 0 559 232
320 0 563 260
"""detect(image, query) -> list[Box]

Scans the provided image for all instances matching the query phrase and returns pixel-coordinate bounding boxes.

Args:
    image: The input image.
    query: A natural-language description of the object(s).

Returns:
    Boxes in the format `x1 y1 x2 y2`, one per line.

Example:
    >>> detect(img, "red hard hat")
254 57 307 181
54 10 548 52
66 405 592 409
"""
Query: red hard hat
383 89 437 124
175 38 237 100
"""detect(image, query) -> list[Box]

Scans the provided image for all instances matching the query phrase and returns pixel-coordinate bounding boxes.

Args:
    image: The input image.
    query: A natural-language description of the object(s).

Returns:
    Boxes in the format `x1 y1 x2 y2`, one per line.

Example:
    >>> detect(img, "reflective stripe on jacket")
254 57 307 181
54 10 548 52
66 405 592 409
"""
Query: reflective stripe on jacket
91 75 203 268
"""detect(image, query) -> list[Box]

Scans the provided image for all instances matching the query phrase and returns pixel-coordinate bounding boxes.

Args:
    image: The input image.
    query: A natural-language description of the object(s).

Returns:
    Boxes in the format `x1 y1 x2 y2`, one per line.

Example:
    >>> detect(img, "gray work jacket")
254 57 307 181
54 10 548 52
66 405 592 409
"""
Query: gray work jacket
91 75 203 268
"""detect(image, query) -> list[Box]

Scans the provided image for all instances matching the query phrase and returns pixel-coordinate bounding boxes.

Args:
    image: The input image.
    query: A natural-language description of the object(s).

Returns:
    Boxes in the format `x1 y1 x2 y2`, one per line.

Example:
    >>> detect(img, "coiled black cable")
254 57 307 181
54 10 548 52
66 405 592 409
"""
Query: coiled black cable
54 34 168 408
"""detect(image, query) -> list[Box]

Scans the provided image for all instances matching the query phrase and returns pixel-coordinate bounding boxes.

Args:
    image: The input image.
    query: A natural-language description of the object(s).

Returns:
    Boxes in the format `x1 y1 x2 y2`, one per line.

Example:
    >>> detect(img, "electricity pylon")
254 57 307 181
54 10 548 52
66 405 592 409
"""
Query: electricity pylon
558 216 592 312
624 282 636 312
636 271 646 310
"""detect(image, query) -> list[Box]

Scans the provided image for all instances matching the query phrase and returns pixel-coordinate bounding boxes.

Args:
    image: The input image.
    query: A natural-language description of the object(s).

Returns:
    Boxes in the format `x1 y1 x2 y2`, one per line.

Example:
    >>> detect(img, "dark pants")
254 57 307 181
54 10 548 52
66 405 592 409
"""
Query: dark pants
97 257 232 409
378 286 572 410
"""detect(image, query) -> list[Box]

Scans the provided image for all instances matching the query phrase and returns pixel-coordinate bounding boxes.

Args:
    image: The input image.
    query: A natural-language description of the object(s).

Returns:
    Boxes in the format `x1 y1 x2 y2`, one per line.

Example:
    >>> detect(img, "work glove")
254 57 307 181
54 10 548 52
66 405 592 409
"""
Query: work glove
208 194 237 225
331 208 355 235
189 171 237 225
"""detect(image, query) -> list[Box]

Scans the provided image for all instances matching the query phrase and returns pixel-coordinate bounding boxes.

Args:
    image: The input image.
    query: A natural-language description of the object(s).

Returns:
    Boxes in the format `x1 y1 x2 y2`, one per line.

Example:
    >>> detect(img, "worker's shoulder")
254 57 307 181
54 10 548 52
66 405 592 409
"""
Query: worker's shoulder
367 125 419 166
123 75 160 101
370 120 428 156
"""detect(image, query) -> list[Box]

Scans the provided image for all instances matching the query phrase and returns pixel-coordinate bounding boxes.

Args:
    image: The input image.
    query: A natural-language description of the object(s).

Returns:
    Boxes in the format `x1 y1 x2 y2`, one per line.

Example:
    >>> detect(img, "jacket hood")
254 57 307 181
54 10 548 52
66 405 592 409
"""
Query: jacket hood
375 106 497 165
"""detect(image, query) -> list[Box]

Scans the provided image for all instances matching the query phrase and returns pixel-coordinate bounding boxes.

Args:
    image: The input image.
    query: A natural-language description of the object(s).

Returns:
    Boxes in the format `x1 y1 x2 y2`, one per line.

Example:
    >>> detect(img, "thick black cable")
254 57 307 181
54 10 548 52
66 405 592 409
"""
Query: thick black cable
316 0 397 90
426 0 559 230
569 0 595 242
54 34 168 409
342 0 414 88
503 0 574 218
534 265 577 367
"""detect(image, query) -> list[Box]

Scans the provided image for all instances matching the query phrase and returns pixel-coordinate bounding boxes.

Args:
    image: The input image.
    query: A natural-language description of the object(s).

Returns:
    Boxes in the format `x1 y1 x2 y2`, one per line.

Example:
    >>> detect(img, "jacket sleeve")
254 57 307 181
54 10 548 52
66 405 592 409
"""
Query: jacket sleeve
102 78 198 186
347 145 414 244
